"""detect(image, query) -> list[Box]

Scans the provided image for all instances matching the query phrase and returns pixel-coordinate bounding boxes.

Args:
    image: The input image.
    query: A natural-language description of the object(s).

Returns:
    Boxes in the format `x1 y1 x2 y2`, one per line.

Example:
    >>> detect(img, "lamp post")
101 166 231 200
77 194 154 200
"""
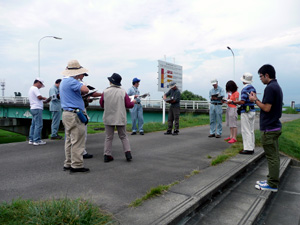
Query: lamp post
38 36 62 77
227 46 235 81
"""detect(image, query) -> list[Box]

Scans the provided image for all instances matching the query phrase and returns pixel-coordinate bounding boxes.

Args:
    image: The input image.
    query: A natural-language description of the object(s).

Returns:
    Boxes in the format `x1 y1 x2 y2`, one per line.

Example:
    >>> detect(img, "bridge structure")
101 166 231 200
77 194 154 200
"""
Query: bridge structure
0 97 212 138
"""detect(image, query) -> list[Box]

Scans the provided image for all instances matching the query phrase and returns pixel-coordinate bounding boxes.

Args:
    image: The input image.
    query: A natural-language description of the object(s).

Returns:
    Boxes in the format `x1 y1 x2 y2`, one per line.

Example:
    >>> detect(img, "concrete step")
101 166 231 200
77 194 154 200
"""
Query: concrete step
116 148 279 225
183 155 291 225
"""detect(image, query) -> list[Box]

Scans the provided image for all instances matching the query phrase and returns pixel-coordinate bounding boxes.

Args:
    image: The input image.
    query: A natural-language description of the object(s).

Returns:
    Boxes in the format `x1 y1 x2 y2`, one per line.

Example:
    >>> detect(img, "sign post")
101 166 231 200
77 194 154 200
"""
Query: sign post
157 60 183 123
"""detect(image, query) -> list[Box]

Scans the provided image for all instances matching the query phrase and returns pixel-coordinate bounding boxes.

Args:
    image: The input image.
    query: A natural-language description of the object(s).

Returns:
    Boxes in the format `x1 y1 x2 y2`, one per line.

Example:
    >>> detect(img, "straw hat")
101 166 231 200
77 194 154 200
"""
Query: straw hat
240 72 253 84
62 60 88 77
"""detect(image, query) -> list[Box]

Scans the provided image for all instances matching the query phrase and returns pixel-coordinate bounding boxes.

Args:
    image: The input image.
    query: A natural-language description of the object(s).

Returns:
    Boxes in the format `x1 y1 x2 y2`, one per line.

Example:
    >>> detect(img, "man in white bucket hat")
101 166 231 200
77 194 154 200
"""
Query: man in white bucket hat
208 78 225 138
60 60 90 173
228 72 256 155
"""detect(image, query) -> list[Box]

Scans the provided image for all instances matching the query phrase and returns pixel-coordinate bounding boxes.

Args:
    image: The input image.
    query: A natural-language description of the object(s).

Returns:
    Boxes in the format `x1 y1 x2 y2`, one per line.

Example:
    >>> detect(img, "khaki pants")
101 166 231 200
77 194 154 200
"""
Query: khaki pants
62 111 86 168
104 125 131 155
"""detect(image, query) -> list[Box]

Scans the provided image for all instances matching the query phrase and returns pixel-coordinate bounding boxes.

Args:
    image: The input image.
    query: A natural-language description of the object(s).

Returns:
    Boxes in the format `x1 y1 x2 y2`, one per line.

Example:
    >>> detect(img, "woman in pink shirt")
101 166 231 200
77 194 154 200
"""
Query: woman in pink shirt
225 80 239 143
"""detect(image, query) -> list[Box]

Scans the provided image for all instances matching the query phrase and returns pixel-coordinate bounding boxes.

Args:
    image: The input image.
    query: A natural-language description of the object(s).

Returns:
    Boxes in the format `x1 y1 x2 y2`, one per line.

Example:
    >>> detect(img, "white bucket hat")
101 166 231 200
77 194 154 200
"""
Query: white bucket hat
240 72 253 84
62 60 88 77
211 78 218 85
35 77 45 88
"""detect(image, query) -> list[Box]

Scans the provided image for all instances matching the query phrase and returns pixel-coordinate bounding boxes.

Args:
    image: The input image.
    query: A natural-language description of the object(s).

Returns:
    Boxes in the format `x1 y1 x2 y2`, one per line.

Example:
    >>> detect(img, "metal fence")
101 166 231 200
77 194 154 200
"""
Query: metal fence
0 96 223 110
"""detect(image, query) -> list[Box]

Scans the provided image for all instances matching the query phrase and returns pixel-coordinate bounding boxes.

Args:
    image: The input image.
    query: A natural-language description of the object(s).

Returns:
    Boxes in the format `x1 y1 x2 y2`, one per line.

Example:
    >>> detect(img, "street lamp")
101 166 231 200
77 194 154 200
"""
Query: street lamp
227 46 235 81
38 36 62 77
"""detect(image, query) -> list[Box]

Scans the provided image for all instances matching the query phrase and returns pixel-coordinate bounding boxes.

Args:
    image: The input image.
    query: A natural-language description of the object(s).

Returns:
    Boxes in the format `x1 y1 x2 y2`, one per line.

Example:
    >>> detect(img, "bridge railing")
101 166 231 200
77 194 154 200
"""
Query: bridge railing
0 97 225 110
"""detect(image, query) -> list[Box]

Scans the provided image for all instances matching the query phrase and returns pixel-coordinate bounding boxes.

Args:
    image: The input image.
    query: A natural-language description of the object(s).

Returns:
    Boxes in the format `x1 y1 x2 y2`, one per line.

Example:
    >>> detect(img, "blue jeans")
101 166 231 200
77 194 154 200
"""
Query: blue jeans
29 109 43 142
209 104 223 135
130 104 144 132
51 110 61 137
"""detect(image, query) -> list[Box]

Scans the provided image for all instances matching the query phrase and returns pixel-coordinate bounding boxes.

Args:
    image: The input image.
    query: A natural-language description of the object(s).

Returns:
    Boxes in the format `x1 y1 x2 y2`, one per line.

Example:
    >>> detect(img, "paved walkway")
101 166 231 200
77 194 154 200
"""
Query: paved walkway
0 114 299 224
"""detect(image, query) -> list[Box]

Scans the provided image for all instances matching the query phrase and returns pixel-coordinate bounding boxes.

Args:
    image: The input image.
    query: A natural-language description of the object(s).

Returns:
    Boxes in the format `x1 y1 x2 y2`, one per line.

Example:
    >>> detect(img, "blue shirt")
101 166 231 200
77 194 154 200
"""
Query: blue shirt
60 77 84 111
209 86 225 103
49 84 61 111
127 86 141 103
241 84 256 113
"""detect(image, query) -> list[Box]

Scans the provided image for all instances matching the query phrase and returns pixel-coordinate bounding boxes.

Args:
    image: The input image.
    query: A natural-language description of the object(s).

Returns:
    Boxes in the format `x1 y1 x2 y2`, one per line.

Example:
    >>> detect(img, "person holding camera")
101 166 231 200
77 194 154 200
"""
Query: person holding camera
60 60 90 173
228 73 256 155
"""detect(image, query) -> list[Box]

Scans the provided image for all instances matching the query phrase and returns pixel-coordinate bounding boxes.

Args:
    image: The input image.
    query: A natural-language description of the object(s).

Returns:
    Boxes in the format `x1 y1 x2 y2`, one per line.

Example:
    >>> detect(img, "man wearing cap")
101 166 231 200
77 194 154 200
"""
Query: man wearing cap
60 60 90 173
100 73 136 162
228 73 256 154
250 64 283 192
209 79 225 138
28 78 48 146
163 82 181 135
49 79 62 140
127 77 144 135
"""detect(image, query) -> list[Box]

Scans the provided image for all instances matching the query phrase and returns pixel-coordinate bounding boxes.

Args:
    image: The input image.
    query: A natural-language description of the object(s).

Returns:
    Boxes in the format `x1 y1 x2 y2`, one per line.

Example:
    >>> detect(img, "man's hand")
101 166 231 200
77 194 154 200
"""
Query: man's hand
249 91 256 102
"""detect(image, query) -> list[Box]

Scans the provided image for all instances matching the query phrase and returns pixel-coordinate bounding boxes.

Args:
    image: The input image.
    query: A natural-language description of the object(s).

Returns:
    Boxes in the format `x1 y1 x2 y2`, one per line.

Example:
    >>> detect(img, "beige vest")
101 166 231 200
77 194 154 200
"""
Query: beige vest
103 86 127 126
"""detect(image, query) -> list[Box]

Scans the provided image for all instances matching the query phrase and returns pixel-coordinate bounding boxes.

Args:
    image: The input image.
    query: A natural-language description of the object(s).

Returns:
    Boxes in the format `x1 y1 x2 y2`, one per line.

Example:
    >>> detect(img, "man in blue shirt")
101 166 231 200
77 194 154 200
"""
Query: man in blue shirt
49 79 62 139
127 77 144 135
229 73 256 155
60 60 90 173
250 64 283 192
209 79 225 138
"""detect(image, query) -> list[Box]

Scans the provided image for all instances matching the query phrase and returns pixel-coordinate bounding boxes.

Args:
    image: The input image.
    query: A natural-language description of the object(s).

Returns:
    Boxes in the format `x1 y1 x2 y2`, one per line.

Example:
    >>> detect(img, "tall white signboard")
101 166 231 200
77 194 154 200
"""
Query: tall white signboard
157 60 183 124
157 60 183 92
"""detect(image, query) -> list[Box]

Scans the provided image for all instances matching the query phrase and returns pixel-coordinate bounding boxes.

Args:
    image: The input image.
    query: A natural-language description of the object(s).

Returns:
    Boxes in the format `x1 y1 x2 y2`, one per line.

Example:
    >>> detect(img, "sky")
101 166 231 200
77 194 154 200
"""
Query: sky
1 0 300 105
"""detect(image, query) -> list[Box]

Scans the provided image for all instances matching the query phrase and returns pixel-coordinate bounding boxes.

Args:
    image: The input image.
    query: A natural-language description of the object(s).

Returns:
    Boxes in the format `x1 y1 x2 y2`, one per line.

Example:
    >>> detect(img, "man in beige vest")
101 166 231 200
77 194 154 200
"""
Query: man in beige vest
100 73 136 162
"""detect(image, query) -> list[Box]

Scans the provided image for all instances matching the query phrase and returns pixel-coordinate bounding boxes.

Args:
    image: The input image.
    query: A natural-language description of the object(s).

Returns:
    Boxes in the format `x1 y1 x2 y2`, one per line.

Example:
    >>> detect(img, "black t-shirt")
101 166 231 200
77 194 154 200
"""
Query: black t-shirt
260 79 283 131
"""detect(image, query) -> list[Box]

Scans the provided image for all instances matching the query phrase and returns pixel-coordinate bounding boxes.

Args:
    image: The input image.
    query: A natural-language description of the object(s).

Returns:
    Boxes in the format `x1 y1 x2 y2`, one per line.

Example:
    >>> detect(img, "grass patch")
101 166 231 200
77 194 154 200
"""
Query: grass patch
279 119 300 160
0 198 116 225
283 107 299 114
129 181 179 207
0 130 26 144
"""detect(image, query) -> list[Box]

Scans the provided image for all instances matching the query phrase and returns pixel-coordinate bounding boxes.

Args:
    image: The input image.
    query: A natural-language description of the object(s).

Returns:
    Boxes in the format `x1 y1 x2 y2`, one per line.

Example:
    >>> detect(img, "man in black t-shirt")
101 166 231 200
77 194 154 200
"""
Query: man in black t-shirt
249 64 283 192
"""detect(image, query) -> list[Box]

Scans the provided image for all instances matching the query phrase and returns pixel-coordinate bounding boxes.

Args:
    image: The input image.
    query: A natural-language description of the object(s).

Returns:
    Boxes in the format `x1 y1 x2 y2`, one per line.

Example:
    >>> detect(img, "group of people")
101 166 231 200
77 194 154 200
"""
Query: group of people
209 64 283 192
28 59 181 174
28 60 283 192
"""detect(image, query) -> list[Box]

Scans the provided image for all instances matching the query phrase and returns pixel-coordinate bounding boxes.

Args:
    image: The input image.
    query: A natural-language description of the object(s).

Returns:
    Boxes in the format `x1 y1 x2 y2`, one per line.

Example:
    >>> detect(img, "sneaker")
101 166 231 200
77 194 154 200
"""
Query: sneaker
256 180 267 185
255 182 278 192
224 137 231 141
28 140 33 145
164 130 172 135
70 167 90 173
140 131 144 135
104 155 114 163
125 151 132 161
228 138 237 144
33 140 46 146
215 134 221 138
208 134 215 137
131 132 137 135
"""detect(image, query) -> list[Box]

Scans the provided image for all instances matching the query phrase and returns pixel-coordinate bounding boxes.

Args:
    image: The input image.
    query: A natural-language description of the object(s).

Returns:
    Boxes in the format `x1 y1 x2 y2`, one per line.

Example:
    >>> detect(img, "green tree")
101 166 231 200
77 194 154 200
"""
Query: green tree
181 90 207 101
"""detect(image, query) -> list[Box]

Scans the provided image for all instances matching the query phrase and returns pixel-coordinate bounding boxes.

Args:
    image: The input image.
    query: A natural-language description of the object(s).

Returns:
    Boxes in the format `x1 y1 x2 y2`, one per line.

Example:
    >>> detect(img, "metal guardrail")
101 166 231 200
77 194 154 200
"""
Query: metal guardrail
0 97 214 110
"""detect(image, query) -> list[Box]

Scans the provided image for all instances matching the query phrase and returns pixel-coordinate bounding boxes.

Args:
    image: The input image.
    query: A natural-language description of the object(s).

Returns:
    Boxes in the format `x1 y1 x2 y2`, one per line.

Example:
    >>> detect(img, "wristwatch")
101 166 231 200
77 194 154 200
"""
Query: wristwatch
254 99 259 104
